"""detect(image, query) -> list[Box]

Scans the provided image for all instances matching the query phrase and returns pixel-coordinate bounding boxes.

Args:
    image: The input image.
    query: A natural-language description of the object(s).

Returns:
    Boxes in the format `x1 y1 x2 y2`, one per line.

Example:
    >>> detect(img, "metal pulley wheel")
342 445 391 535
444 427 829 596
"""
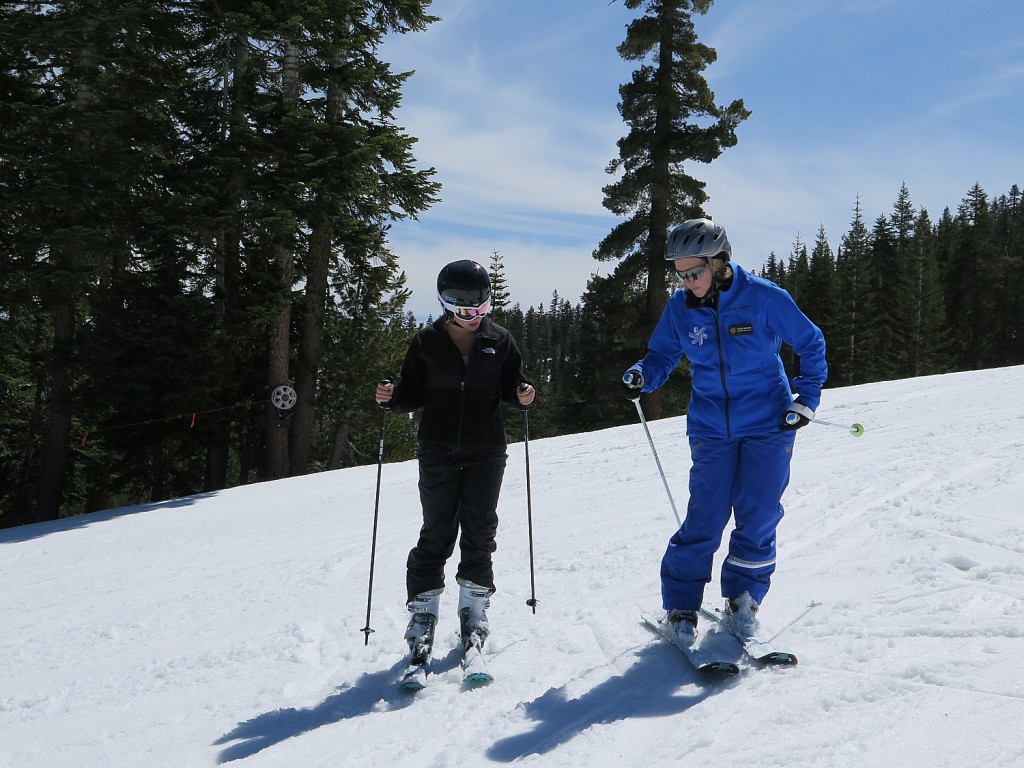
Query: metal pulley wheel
271 385 297 412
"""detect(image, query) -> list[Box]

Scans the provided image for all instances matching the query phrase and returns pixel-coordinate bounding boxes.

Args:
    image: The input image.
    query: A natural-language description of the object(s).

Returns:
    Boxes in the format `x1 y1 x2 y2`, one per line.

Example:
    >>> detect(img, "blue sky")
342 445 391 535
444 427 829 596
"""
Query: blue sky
380 0 1024 318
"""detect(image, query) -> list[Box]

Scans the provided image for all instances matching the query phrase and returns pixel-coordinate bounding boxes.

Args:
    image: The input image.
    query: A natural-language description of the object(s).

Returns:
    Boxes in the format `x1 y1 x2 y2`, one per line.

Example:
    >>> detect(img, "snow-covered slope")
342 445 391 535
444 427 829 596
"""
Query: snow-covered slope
4 367 1024 767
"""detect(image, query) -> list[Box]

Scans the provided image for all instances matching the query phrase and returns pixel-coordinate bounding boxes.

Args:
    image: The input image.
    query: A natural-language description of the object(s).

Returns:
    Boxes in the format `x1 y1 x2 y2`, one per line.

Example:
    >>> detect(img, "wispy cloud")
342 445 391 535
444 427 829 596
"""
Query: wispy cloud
932 61 1024 116
380 0 1022 314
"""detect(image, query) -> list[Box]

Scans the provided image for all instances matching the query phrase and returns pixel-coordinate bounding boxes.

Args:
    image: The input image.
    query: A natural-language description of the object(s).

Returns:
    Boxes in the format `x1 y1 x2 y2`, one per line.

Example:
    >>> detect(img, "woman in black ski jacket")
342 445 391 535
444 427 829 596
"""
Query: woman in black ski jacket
375 260 535 655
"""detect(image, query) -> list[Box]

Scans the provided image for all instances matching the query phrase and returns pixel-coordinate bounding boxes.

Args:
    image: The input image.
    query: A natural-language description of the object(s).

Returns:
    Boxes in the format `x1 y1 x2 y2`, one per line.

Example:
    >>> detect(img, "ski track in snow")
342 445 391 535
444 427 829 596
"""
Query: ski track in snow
3 367 1024 767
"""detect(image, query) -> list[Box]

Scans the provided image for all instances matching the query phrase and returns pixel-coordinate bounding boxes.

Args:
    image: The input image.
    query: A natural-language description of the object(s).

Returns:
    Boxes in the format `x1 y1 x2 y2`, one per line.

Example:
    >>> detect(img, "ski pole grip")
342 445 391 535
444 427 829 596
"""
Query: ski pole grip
377 378 394 410
623 371 643 387
785 411 801 425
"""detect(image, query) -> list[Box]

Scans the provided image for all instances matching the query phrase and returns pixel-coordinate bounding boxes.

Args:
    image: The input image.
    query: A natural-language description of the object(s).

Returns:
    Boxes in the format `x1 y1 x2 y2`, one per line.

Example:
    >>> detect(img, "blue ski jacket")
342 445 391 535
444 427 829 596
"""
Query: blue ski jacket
630 264 827 438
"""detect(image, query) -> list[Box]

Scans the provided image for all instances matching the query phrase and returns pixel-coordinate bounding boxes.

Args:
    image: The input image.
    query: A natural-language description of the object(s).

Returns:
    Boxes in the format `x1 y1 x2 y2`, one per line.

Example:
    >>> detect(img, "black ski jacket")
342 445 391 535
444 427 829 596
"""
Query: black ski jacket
385 317 533 458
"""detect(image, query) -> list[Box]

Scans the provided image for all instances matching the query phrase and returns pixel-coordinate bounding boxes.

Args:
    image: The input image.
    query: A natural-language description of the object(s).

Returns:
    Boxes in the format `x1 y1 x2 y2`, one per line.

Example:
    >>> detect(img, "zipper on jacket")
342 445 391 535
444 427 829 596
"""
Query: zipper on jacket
454 379 466 455
444 320 469 457
712 308 732 438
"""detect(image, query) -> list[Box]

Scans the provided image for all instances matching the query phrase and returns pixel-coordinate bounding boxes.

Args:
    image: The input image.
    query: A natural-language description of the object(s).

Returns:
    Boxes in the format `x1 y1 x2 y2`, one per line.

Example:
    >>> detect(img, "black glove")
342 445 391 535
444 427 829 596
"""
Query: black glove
620 370 644 401
780 399 813 431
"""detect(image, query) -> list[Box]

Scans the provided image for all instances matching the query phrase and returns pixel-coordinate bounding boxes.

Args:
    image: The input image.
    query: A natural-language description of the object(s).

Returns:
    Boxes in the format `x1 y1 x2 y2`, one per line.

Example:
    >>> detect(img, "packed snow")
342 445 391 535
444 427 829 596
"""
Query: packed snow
3 367 1024 767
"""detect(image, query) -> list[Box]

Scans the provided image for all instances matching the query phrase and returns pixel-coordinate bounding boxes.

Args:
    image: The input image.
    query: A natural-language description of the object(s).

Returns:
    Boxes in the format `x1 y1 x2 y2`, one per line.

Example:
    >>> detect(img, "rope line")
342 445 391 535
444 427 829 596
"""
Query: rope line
80 399 271 445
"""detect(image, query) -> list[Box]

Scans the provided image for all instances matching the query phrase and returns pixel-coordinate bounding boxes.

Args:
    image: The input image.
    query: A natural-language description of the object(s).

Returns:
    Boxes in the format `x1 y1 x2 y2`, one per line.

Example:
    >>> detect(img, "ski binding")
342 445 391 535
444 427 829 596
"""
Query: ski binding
642 612 739 676
700 606 798 666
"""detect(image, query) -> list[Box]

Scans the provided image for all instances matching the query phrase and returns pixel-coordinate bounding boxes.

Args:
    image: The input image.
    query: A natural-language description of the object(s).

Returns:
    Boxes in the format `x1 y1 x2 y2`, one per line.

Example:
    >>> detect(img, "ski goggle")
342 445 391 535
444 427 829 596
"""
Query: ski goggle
443 298 491 320
675 264 710 282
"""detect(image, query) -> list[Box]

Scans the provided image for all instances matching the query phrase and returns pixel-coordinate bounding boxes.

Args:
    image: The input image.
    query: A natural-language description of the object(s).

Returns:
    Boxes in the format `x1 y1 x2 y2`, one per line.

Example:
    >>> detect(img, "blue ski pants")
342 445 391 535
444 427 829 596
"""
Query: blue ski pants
661 431 795 611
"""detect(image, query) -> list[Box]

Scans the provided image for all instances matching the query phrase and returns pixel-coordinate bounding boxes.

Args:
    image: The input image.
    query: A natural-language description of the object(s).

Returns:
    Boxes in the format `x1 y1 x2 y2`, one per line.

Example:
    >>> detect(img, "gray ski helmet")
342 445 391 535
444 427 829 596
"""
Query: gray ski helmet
437 259 491 309
665 218 731 262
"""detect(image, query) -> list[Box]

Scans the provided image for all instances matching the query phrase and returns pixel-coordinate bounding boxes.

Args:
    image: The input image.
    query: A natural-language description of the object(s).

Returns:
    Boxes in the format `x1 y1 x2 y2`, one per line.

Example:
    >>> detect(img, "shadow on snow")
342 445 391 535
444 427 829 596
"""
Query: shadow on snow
212 646 464 763
486 636 741 762
0 493 216 543
214 624 741 763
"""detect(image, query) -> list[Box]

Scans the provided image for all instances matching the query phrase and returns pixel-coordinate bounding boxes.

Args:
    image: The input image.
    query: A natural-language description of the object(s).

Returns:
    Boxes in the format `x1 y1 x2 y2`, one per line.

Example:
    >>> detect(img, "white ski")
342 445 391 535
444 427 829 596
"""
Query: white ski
699 606 798 665
461 642 493 686
397 661 429 691
642 613 739 676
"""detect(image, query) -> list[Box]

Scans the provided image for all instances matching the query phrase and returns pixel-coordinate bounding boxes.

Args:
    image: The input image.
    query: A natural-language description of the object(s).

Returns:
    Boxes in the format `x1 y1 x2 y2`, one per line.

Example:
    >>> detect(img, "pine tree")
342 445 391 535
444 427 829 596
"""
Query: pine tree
806 225 838 345
834 197 877 385
785 235 810 303
779 237 810 375
946 183 997 368
907 209 948 376
0 241 49 527
0 0 440 521
882 183 920 377
279 3 441 477
864 215 898 379
488 250 511 313
991 186 1023 363
563 271 647 431
762 252 785 284
593 0 749 419
317 257 419 470
4 1 207 520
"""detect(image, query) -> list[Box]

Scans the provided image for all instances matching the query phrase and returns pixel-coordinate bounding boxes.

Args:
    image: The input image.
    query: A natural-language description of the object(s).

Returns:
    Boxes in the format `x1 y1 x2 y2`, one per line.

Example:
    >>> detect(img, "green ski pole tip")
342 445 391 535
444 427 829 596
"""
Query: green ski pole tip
849 423 864 437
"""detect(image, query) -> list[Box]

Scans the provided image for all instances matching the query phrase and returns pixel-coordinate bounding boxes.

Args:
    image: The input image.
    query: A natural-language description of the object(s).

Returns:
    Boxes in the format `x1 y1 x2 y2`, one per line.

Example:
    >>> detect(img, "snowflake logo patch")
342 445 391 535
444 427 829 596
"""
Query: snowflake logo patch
689 326 708 346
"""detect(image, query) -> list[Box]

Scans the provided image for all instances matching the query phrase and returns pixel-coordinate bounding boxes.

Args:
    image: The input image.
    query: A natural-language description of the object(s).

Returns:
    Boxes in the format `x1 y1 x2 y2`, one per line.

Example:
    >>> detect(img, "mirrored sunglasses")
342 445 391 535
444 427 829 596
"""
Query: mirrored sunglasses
675 264 710 282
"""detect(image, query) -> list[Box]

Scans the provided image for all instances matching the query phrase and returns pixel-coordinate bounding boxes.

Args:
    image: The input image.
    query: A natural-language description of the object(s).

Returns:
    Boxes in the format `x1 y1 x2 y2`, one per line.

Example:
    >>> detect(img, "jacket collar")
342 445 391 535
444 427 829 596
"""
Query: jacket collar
432 315 500 345
684 263 741 309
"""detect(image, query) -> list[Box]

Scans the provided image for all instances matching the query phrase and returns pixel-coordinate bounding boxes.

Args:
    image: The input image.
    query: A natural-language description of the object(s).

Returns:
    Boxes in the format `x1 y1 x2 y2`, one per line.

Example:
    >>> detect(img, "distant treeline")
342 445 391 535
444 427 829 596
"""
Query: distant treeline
489 181 1023 442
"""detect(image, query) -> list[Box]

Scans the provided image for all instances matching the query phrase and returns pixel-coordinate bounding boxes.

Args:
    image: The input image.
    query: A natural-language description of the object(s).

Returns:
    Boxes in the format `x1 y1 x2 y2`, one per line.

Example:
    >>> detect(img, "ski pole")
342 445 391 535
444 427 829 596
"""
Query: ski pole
787 412 865 437
626 379 682 528
521 385 540 613
816 418 864 437
361 385 390 645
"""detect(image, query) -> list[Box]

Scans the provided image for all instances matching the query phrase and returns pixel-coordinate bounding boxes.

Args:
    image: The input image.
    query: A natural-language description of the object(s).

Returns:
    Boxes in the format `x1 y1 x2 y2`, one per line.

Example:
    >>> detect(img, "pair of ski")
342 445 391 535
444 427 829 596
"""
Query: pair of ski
397 638 492 691
643 606 798 676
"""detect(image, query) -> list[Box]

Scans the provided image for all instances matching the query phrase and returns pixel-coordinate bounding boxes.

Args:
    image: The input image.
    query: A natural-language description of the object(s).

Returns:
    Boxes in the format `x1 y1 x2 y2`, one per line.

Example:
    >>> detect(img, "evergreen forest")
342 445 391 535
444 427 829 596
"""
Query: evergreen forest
494 181 1024 445
2 1 1021 528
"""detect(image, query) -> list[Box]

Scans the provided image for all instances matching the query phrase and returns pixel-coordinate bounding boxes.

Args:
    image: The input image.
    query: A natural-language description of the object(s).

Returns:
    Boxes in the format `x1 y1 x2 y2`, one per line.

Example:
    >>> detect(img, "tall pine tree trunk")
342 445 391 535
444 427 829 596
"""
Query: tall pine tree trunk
208 33 248 489
34 24 98 522
289 223 330 474
34 301 75 522
289 44 347 475
265 253 293 480
264 38 300 480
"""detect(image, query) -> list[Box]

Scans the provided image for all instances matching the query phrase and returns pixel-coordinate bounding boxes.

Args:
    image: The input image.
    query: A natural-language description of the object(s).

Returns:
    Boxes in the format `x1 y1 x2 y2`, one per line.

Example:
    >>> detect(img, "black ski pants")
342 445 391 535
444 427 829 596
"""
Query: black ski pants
406 451 507 602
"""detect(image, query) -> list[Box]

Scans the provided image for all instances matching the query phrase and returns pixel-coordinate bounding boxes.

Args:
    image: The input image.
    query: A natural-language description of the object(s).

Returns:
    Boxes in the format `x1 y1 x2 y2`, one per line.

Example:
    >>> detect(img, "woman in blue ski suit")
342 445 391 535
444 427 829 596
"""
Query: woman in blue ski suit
622 219 827 637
